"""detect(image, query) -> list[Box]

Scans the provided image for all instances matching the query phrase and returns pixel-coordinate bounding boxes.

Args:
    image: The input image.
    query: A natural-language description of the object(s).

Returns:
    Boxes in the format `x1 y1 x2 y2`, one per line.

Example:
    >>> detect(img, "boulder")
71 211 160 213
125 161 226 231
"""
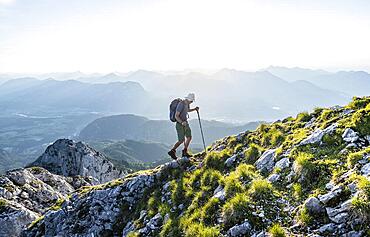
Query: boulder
227 221 252 237
300 123 337 146
342 128 359 143
304 197 325 214
255 149 276 172
225 155 237 168
274 158 290 170
361 163 370 176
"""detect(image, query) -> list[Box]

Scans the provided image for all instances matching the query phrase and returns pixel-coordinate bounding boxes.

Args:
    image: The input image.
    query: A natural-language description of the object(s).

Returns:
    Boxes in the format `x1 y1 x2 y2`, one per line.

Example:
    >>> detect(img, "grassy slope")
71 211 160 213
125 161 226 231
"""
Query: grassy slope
30 96 370 236
123 96 370 236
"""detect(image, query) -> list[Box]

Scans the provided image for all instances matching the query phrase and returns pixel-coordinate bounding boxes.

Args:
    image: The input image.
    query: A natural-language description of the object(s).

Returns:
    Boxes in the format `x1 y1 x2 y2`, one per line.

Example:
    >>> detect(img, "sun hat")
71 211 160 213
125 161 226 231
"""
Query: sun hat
185 93 195 102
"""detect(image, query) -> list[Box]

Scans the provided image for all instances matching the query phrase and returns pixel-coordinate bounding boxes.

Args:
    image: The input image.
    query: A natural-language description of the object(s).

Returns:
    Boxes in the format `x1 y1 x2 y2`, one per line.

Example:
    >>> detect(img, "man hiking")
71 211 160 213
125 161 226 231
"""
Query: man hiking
168 93 199 160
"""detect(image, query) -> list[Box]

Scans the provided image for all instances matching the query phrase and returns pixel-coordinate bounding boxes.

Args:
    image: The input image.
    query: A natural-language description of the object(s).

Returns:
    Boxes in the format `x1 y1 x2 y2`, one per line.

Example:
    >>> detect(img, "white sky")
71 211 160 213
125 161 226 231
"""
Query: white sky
0 0 370 73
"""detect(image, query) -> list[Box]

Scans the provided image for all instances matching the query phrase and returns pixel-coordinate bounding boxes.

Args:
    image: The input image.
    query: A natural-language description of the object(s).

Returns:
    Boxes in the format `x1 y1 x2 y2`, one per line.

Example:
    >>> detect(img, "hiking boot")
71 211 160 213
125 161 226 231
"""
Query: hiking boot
168 149 177 160
182 149 192 157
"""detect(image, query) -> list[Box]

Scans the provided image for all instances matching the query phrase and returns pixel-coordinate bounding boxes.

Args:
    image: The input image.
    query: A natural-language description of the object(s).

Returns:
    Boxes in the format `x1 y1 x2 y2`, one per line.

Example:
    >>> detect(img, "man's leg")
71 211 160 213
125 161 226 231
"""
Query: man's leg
184 136 192 151
172 140 184 151
168 123 185 160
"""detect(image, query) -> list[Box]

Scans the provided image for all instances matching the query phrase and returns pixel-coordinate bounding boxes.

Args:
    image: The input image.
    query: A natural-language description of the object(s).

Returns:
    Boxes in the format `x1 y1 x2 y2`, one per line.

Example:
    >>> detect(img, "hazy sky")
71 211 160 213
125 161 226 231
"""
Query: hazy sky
1 0 370 73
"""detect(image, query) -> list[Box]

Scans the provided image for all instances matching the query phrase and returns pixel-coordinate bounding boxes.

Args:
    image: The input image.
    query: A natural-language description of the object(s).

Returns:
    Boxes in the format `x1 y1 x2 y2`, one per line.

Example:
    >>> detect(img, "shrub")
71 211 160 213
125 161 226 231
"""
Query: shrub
268 223 286 237
244 144 260 164
296 112 312 123
249 179 275 201
222 193 253 228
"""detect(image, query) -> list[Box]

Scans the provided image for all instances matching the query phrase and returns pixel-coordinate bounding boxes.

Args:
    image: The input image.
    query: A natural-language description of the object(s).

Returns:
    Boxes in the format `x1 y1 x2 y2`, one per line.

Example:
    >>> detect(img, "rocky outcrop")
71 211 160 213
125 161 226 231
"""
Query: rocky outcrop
30 139 125 183
23 157 191 237
0 167 97 237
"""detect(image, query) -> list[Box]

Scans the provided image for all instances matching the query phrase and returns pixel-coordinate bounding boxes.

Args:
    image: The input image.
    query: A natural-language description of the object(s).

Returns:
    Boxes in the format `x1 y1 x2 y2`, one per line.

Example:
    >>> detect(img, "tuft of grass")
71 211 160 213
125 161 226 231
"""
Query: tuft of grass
292 183 304 201
28 215 44 229
201 197 220 225
249 179 275 201
347 96 370 110
268 223 286 237
183 223 220 237
351 175 370 223
349 105 370 136
347 147 370 168
200 169 224 193
222 193 253 228
203 149 232 171
244 144 261 164
296 112 312 123
160 218 181 237
48 198 65 211
297 207 312 226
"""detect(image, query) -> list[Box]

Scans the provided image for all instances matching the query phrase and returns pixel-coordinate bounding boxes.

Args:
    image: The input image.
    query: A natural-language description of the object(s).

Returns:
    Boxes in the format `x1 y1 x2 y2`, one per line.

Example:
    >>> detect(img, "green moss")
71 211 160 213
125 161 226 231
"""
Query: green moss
268 223 286 237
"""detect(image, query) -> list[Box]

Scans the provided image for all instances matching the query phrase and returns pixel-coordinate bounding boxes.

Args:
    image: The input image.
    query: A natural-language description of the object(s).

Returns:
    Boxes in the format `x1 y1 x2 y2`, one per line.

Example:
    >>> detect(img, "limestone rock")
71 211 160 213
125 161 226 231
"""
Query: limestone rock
300 123 337 146
274 157 290 170
255 149 276 172
29 139 125 183
227 221 252 237
342 128 359 143
304 197 325 214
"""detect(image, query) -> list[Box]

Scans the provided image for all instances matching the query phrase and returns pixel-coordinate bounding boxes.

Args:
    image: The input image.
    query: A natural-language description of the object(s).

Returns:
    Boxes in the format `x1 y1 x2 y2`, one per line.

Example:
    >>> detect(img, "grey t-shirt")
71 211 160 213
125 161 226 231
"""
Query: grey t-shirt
176 101 189 122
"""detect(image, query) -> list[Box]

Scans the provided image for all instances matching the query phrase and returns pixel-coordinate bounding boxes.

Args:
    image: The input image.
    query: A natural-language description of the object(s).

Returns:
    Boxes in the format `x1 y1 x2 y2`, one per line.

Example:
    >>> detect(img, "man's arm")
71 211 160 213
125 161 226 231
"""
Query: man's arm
189 107 199 112
175 111 183 124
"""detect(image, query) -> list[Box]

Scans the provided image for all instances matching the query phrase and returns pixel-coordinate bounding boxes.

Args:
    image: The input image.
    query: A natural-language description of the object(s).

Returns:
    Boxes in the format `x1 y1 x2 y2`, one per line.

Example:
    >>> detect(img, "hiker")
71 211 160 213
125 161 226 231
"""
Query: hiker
168 93 199 159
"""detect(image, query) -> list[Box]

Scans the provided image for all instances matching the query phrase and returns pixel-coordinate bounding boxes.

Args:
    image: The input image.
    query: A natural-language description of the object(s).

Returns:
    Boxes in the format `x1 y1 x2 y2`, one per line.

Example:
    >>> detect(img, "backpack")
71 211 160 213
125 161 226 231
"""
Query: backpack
169 98 182 122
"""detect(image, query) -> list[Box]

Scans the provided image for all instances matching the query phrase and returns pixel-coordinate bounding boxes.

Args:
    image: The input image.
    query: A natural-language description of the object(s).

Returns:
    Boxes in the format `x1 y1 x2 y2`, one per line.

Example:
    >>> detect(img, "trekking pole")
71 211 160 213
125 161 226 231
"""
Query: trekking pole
196 110 207 153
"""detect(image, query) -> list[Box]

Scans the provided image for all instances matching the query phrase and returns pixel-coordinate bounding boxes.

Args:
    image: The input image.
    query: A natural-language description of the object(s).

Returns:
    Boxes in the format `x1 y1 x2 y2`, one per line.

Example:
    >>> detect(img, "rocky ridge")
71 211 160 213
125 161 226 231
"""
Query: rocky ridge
2 97 370 237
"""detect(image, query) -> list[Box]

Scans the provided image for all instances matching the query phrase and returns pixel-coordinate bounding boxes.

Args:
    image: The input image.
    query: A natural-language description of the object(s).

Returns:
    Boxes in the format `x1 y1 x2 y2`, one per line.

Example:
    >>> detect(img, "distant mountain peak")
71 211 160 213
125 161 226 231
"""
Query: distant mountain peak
29 139 126 183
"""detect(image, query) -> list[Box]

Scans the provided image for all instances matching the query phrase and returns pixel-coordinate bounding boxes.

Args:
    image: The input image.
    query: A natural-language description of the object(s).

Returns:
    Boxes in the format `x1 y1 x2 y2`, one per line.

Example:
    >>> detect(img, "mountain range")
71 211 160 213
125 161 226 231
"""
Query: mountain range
79 114 262 147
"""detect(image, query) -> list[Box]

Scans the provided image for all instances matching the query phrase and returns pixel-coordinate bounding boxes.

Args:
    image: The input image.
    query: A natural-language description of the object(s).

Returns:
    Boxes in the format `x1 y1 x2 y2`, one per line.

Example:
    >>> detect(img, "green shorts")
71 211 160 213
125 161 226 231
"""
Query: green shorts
176 122 192 142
